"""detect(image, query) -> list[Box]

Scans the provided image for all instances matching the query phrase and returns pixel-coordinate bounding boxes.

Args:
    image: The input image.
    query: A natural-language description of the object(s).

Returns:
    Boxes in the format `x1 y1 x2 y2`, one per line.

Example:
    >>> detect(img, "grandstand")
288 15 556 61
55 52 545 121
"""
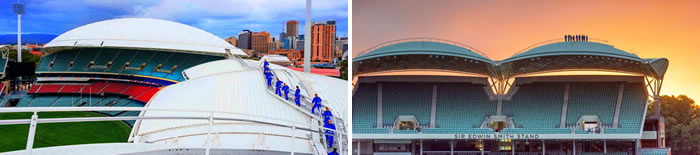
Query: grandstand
352 38 670 154
0 18 237 127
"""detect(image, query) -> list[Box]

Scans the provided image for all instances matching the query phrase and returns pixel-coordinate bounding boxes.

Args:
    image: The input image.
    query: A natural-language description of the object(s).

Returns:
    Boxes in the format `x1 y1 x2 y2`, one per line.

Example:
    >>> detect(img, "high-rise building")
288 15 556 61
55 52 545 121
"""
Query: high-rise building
336 37 348 57
225 37 238 47
310 21 336 62
284 36 298 50
237 30 252 50
251 31 270 52
295 40 304 50
286 20 299 37
279 32 286 42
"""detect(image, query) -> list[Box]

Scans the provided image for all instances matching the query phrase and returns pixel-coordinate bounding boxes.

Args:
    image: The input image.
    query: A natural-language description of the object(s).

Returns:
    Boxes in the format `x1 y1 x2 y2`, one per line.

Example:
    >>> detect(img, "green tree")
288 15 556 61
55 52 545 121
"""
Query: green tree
7 49 41 68
338 59 348 80
648 95 700 155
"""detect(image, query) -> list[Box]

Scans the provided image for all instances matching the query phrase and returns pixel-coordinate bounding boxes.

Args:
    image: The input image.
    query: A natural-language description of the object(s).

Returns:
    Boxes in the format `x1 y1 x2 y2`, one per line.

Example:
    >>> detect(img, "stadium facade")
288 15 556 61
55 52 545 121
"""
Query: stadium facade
351 38 669 155
0 18 348 155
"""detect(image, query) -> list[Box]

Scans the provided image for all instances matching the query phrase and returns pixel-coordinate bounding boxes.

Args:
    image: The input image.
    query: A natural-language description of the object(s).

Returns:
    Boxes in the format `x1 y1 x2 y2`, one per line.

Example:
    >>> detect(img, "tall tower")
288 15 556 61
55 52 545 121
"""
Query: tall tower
311 21 336 62
286 20 299 38
13 2 25 62
303 0 311 73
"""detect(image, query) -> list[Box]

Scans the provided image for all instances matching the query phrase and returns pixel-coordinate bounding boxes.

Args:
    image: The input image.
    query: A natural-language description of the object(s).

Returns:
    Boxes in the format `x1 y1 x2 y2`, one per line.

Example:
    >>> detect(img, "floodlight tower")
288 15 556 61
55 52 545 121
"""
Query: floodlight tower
13 1 25 62
303 0 311 73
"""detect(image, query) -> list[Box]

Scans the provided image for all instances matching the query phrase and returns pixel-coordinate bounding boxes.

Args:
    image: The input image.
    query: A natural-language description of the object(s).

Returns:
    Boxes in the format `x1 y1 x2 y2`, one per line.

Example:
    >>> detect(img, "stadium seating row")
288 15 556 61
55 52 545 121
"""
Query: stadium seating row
27 82 160 103
10 95 144 125
36 48 224 81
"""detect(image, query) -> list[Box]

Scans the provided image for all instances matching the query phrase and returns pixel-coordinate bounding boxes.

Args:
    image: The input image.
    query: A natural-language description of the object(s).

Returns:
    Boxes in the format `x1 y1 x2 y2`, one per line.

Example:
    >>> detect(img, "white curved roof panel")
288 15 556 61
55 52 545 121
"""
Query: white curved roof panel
44 18 246 56
132 59 347 153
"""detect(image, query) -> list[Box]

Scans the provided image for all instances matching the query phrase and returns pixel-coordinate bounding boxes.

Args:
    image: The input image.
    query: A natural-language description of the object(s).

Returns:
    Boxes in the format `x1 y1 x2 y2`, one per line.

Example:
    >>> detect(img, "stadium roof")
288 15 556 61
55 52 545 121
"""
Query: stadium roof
503 41 643 62
354 38 668 79
43 18 246 56
354 40 492 63
353 39 494 76
132 59 347 153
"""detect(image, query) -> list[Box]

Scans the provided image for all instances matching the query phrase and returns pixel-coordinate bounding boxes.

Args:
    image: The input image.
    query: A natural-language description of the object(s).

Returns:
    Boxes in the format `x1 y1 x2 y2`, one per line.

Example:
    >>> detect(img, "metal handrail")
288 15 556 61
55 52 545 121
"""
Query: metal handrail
0 106 346 155
355 37 490 59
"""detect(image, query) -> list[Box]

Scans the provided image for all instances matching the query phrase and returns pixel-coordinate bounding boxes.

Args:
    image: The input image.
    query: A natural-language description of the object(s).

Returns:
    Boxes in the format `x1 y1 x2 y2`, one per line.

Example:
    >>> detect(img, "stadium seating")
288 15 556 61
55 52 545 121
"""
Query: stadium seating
430 83 496 134
502 83 567 134
28 82 160 103
606 83 647 134
382 82 432 126
567 82 619 125
59 85 84 93
37 48 224 81
352 83 383 134
69 50 99 72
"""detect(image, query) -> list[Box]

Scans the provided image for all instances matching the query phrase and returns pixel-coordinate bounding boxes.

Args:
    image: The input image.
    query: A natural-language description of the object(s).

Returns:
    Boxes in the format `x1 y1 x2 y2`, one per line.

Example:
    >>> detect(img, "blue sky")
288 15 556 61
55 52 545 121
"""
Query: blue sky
0 0 348 39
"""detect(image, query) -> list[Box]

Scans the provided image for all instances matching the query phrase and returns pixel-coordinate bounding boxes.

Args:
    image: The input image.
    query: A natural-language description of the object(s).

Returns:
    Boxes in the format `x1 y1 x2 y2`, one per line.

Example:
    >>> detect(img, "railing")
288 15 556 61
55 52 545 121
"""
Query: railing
355 37 490 59
0 106 346 155
252 58 348 152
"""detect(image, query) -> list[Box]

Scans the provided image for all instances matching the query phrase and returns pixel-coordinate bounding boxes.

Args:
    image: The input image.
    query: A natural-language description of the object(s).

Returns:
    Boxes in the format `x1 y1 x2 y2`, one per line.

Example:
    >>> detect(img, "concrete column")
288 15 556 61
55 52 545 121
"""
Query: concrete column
357 141 360 155
560 84 570 128
542 140 545 155
450 140 455 155
604 140 607 154
573 140 576 155
480 140 484 155
419 140 423 155
430 84 437 128
613 83 625 128
496 96 503 115
377 83 382 128
511 140 515 155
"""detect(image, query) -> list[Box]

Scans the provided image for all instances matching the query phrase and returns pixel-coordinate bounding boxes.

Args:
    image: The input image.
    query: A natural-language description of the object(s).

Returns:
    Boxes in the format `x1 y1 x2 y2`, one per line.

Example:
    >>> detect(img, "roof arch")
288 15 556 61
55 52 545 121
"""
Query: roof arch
353 38 494 76
354 38 492 63
43 18 245 56
503 41 642 63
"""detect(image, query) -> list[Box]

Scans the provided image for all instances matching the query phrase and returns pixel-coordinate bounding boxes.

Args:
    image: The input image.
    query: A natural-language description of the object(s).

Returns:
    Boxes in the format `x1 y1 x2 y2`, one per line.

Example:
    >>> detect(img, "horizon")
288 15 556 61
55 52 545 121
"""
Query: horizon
0 0 348 39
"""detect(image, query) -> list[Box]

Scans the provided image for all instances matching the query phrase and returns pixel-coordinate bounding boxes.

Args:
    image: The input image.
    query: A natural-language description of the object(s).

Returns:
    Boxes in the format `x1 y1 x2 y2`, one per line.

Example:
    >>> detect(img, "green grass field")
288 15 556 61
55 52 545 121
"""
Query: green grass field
0 112 132 153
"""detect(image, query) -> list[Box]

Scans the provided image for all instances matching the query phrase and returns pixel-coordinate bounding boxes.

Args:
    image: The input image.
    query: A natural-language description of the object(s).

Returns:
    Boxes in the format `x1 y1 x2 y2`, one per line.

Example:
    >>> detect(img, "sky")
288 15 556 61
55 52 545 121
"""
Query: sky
0 0 348 39
353 0 700 100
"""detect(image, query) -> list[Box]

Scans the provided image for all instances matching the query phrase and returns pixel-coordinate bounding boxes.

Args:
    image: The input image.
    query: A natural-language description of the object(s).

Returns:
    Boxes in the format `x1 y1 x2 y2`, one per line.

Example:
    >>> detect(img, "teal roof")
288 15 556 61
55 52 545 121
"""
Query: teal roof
503 42 643 62
354 41 492 63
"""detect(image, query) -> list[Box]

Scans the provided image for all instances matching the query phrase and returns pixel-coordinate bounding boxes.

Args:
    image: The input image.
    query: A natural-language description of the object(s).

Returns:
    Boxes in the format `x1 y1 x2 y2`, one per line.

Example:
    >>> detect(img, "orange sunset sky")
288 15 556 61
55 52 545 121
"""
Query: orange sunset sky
352 0 700 101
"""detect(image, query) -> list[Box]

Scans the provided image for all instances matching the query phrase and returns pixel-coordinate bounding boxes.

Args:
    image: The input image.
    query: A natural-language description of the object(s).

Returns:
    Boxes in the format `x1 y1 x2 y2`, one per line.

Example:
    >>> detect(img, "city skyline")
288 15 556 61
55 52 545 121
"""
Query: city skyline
0 0 348 39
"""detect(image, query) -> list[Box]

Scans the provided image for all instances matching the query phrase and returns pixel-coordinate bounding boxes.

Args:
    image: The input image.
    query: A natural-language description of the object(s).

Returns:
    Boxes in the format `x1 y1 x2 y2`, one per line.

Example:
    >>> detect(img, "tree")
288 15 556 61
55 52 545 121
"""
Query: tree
648 95 700 155
338 59 347 80
7 49 41 67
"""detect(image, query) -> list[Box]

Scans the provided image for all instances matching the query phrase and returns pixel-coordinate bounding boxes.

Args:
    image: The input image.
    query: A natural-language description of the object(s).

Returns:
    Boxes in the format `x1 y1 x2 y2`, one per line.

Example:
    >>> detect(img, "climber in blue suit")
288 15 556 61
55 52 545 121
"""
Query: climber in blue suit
311 94 323 114
322 107 333 124
294 86 301 106
263 59 270 72
324 119 336 148
282 83 290 100
275 78 283 96
265 71 273 88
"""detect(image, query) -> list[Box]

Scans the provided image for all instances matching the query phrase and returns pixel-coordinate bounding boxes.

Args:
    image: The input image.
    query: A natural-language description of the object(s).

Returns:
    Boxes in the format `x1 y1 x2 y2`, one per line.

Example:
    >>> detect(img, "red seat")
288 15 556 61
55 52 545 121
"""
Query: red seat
135 87 160 102
101 83 129 94
28 85 40 93
59 85 84 93
81 82 108 94
122 85 151 97
37 85 62 93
